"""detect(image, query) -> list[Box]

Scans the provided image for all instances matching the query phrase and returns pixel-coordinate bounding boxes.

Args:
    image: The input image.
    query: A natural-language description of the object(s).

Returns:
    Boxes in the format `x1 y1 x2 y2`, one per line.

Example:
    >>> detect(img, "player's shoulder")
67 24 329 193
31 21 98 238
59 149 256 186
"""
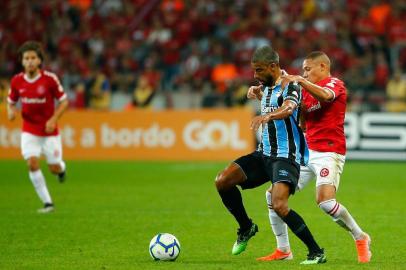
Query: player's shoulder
318 76 346 91
11 72 25 84
319 76 344 86
42 70 61 81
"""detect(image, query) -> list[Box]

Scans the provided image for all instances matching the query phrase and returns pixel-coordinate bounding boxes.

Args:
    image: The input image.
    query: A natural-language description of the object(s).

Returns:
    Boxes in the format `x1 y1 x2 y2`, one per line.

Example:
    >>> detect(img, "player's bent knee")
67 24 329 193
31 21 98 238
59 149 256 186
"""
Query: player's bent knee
27 158 40 171
48 164 61 174
271 199 289 217
215 171 230 191
318 199 339 217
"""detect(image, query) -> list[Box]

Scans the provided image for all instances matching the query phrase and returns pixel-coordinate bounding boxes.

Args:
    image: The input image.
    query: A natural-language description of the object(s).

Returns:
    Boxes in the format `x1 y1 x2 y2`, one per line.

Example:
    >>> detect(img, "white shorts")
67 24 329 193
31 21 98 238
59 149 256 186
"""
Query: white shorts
21 132 63 164
298 150 345 191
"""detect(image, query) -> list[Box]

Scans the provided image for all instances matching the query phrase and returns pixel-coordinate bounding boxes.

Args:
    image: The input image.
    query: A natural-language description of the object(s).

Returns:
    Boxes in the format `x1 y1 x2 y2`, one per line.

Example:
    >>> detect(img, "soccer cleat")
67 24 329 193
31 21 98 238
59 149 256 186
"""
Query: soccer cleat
57 170 66 183
231 222 258 255
256 249 293 261
355 233 371 263
300 249 327 265
37 203 54 214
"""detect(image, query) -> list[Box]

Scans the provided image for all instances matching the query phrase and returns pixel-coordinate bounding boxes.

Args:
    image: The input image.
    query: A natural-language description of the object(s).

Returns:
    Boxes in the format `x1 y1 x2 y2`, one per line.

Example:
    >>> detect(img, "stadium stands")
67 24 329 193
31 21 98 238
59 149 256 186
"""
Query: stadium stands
0 0 405 111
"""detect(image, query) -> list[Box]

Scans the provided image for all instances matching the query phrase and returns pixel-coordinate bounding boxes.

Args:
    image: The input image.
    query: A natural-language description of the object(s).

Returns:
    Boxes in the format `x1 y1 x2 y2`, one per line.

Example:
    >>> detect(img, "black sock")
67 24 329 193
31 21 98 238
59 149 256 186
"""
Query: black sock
218 186 252 230
282 210 321 254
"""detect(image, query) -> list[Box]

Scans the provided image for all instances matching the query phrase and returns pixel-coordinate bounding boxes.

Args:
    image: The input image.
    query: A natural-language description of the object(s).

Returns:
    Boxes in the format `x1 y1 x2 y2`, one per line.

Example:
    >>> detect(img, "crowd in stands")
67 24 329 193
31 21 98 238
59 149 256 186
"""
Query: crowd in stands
1 0 406 112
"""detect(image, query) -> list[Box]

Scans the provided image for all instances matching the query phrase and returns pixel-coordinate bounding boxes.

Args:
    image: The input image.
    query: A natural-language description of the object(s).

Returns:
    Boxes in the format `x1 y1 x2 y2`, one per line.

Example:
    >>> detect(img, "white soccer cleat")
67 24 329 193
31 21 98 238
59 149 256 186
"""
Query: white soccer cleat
37 203 54 214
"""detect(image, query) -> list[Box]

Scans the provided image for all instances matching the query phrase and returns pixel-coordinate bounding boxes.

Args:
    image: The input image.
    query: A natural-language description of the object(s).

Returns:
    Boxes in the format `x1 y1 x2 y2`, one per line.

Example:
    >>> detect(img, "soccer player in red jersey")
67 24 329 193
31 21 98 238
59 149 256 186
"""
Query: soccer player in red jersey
7 41 69 213
251 51 371 263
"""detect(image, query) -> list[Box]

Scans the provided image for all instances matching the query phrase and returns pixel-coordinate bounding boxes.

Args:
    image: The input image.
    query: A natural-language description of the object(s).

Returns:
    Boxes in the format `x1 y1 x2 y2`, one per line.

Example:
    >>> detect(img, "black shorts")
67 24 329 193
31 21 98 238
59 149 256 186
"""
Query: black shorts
234 151 300 194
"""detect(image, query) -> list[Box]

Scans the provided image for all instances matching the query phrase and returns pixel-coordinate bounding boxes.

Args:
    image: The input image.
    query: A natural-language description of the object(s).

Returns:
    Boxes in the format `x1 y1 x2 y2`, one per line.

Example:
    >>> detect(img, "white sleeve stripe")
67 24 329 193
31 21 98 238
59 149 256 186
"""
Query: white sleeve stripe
58 94 67 101
45 71 65 93
285 97 298 105
7 97 17 104
323 87 336 100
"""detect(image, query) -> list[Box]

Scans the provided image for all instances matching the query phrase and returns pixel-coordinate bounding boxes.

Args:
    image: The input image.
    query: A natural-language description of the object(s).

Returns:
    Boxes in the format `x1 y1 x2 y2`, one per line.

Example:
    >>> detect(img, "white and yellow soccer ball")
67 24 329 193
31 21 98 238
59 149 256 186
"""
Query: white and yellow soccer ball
149 233 181 261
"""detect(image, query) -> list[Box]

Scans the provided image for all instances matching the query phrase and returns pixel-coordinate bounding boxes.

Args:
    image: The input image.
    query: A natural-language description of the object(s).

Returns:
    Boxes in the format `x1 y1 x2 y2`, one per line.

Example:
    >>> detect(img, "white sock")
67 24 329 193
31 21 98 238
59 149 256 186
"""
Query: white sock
29 170 52 204
266 191 290 251
319 199 364 240
60 161 66 172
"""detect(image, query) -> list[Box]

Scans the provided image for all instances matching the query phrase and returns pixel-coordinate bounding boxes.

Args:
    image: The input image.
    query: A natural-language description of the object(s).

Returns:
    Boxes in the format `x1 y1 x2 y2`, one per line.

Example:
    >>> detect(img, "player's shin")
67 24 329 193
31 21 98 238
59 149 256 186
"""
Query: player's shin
281 210 322 254
218 186 252 230
319 199 364 240
266 190 290 251
29 170 52 204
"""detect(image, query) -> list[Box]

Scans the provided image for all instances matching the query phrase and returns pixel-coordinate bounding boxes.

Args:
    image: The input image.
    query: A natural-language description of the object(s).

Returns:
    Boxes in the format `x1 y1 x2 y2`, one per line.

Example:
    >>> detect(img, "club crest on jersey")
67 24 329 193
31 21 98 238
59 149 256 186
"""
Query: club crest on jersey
37 85 45 95
320 168 329 177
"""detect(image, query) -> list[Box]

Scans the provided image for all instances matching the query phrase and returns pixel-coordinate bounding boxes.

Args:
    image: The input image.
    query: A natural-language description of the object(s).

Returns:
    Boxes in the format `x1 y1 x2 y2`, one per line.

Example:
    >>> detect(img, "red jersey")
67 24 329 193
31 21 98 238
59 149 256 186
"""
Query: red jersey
303 77 347 155
7 70 66 136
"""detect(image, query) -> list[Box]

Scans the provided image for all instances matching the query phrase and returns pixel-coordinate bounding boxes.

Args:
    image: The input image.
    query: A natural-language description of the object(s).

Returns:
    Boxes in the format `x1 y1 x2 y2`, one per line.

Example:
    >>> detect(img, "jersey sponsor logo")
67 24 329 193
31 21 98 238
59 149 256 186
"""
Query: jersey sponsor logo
320 168 329 177
307 102 321 112
21 97 46 104
262 105 278 113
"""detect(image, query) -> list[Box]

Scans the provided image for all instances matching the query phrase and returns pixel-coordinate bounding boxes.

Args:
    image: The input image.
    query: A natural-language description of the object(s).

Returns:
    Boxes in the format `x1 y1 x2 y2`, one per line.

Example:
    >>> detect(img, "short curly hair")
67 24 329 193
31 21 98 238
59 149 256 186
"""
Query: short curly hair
18 41 44 63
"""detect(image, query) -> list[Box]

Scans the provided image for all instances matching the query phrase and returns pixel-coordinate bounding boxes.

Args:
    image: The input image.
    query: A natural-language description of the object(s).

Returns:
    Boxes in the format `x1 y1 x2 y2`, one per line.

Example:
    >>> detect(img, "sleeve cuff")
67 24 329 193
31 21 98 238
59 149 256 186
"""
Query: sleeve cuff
58 93 67 102
7 97 17 104
323 87 336 101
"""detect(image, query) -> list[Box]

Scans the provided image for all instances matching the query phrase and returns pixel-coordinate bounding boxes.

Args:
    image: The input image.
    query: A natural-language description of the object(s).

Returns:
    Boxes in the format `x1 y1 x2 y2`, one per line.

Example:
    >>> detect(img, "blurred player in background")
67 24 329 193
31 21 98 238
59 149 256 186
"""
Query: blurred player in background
215 46 326 264
255 51 371 263
7 41 68 213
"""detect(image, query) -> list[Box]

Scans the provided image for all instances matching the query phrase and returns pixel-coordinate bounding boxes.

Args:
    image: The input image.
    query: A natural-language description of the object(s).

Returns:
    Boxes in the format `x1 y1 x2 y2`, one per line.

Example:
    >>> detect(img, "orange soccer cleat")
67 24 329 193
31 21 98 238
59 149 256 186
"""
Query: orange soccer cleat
256 249 293 261
355 234 371 263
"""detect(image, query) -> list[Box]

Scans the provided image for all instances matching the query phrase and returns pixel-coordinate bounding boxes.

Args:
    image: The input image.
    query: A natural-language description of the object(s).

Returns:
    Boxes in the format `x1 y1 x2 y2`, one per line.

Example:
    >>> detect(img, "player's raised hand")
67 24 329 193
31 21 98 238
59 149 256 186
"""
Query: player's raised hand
250 115 267 131
281 74 302 89
45 117 57 133
247 85 263 100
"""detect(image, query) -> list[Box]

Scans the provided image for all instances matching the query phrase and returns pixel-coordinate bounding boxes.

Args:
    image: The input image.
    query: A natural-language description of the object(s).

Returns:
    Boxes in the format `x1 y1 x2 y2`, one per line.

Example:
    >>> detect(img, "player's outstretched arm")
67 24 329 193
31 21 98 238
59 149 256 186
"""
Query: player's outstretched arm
250 100 296 131
45 99 69 134
281 75 334 102
7 103 17 121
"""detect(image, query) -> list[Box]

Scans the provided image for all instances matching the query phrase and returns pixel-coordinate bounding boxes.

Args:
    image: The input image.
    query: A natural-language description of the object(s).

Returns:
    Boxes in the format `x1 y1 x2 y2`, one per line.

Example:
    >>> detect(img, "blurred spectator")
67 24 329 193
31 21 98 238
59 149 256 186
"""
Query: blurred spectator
211 56 238 93
224 82 249 108
71 82 86 109
386 70 406 112
1 0 406 111
0 79 9 111
127 75 155 109
89 71 111 110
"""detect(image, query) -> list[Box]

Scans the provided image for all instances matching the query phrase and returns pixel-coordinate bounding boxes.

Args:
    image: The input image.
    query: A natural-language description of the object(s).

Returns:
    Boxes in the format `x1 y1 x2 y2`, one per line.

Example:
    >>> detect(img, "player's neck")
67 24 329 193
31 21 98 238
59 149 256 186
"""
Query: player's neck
271 70 282 87
25 69 40 79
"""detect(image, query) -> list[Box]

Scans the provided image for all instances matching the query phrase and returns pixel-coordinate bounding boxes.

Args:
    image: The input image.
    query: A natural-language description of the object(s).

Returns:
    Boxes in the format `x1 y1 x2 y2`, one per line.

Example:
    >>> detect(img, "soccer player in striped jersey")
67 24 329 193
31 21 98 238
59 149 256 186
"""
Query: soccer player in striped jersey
215 46 326 264
7 41 68 213
257 51 371 263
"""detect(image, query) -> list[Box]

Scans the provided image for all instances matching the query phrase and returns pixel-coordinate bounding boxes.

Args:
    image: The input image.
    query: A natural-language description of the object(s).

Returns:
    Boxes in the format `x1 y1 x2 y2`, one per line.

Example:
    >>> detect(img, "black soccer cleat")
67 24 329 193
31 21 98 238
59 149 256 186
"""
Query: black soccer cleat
58 170 66 183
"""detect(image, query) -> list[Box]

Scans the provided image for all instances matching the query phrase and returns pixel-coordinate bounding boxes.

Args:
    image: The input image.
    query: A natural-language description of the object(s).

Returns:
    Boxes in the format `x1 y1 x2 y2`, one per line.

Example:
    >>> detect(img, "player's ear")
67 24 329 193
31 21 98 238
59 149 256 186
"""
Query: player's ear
320 62 326 72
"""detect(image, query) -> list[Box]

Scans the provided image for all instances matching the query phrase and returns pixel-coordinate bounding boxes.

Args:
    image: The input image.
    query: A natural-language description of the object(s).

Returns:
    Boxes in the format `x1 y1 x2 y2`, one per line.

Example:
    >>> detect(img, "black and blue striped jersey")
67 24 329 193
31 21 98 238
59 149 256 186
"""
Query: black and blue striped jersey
258 81 309 166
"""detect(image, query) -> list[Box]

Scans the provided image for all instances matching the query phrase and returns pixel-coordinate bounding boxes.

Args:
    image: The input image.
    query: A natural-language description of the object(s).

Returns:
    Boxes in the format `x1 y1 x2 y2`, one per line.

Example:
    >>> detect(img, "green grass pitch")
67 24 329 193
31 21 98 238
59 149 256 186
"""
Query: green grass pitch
0 160 405 270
